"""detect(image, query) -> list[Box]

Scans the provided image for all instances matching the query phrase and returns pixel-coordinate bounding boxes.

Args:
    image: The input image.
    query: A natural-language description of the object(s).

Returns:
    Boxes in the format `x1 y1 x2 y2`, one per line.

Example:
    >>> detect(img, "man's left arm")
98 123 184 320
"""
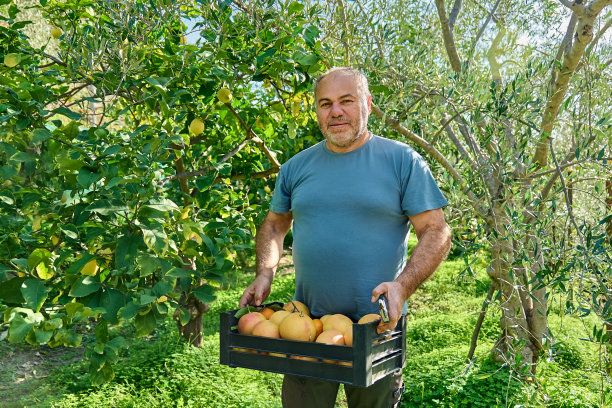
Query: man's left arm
371 208 451 332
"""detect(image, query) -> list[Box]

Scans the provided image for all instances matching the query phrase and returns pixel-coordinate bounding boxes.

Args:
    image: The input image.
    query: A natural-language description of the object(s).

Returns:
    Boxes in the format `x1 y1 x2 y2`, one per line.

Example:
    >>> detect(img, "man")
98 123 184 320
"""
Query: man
239 67 451 408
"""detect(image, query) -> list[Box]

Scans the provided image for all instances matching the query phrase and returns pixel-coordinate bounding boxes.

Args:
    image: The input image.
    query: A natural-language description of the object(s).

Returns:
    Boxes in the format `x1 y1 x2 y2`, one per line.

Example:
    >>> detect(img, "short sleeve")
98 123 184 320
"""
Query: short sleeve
269 166 292 214
401 151 448 216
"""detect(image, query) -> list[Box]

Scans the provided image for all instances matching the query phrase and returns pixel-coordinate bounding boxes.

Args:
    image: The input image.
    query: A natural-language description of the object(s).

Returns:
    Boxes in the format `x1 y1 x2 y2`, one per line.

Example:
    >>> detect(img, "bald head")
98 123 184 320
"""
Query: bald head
313 67 370 105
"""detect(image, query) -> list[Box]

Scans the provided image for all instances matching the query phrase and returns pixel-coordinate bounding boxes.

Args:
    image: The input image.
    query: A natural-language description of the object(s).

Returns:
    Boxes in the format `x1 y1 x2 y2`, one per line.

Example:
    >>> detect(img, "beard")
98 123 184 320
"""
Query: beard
321 115 368 149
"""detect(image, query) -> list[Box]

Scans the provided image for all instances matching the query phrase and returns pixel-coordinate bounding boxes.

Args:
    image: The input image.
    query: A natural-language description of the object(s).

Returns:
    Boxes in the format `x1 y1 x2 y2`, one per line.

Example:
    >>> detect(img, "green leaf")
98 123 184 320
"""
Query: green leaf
32 128 53 144
86 199 129 215
152 281 172 297
141 224 168 255
137 253 160 277
134 310 156 337
8 314 35 343
118 301 145 321
27 248 54 279
34 327 54 344
95 319 109 343
144 197 180 212
195 173 216 191
115 233 139 269
77 167 101 188
20 279 50 312
53 107 82 120
99 289 126 324
288 1 304 15
0 277 26 304
69 276 101 298
0 165 18 180
192 284 216 303
89 362 115 386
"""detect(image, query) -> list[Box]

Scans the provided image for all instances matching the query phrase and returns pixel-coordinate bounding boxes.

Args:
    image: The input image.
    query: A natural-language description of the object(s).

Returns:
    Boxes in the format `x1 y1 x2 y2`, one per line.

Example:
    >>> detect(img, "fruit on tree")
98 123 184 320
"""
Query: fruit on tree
237 312 266 335
279 312 316 342
4 53 20 68
283 300 310 317
189 118 204 135
50 26 62 39
80 259 99 276
217 87 232 103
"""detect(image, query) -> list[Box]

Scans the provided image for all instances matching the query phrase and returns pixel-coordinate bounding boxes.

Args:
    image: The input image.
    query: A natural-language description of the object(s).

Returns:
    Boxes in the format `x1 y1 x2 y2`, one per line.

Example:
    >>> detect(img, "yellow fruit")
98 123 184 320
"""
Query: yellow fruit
60 191 69 203
322 314 353 334
217 87 233 104
269 310 291 326
343 325 353 346
189 118 204 135
50 26 62 39
4 53 20 68
316 330 346 364
251 320 280 338
157 295 168 303
237 312 266 335
279 313 317 342
358 314 381 324
283 300 310 317
312 318 323 338
51 235 59 246
263 186 271 194
80 259 99 276
180 34 187 45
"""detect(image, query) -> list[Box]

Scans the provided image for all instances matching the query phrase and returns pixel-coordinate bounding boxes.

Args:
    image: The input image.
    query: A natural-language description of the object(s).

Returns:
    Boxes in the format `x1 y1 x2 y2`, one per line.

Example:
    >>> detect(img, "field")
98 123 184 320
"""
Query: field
0 243 610 408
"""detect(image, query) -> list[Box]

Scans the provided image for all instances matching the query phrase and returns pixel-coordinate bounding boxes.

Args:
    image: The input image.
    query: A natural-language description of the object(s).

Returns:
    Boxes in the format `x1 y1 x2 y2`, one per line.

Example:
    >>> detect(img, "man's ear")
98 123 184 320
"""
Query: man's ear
367 94 372 113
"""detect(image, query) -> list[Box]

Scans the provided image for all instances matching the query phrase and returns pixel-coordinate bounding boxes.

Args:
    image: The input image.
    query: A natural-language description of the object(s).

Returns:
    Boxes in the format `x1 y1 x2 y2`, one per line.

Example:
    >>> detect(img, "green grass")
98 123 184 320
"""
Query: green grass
1 246 611 407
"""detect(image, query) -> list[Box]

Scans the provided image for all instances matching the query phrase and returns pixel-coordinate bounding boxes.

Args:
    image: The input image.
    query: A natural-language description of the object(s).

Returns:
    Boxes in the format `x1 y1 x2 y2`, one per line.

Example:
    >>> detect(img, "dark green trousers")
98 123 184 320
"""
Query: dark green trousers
281 370 404 408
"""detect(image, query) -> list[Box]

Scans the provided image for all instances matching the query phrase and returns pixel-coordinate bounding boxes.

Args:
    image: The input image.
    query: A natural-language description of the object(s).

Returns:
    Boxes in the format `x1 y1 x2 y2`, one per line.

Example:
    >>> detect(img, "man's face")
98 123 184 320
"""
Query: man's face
315 73 372 152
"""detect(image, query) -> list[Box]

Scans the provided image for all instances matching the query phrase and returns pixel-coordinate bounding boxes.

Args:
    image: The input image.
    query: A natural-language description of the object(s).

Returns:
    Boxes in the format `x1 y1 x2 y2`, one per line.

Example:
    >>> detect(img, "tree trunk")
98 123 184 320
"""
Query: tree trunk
174 294 209 347
486 204 546 369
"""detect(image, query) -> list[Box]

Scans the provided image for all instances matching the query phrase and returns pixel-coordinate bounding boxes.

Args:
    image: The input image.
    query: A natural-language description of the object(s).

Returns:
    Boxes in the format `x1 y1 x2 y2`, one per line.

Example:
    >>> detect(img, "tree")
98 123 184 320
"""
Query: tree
0 0 325 383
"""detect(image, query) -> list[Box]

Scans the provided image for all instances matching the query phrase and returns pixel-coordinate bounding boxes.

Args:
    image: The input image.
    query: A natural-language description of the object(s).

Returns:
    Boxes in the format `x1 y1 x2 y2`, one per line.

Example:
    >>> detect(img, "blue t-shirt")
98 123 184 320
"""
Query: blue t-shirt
270 134 448 320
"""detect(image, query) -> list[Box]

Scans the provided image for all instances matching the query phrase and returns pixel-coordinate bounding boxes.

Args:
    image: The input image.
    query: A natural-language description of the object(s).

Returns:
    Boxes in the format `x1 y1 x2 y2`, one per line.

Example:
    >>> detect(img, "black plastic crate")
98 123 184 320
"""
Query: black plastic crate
219 302 406 387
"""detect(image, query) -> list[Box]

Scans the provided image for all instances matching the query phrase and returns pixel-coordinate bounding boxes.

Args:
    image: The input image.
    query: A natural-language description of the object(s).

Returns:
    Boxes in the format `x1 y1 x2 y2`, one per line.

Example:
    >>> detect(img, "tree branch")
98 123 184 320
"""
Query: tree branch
467 0 503 69
448 0 462 29
533 1 610 167
434 0 463 74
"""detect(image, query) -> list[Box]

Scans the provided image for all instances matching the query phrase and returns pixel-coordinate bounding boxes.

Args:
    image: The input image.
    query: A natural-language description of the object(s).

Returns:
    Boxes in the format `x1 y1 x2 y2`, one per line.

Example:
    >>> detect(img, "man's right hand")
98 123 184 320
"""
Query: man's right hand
239 274 273 307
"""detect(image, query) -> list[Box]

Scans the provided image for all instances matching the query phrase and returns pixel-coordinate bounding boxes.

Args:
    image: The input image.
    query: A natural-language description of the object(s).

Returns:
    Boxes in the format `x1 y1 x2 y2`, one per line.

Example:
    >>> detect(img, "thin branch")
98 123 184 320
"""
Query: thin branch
586 17 612 56
533 1 609 167
434 0 463 74
224 102 280 169
467 283 496 362
467 0 503 69
449 0 462 29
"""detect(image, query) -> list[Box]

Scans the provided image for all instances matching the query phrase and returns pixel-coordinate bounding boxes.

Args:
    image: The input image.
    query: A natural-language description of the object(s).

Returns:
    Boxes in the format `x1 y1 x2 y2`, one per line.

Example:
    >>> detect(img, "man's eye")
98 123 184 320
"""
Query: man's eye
341 100 353 104
320 102 331 108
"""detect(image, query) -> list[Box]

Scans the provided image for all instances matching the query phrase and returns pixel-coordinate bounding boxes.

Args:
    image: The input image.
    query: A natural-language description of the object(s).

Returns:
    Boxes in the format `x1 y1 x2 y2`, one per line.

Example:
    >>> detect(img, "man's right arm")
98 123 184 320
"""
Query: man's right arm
239 210 293 307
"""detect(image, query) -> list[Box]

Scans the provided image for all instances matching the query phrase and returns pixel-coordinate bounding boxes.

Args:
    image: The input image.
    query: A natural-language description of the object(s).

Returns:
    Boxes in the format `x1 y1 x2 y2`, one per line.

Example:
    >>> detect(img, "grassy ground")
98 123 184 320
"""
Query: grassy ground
0 243 610 407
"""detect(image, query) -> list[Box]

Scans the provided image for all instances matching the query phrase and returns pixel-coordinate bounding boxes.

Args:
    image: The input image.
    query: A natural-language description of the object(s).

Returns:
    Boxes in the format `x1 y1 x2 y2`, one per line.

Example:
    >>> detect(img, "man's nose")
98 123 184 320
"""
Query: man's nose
330 102 343 117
